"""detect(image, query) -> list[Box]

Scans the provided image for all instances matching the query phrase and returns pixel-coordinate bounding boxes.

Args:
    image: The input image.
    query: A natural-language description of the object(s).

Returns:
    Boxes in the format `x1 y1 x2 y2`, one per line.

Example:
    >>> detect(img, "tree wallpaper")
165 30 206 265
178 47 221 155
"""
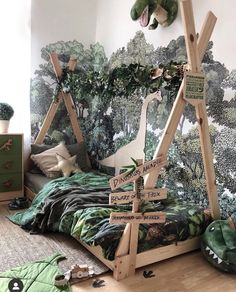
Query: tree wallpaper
30 31 235 219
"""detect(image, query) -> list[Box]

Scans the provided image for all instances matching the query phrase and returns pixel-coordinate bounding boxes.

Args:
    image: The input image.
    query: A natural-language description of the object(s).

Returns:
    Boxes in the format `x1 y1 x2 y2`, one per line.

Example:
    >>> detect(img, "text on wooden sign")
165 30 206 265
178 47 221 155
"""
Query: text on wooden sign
109 156 166 190
110 212 166 224
109 188 168 205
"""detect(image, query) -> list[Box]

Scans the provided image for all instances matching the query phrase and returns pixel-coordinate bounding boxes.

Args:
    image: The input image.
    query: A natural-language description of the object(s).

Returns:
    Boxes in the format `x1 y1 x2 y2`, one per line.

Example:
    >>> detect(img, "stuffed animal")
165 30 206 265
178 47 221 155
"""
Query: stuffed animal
48 153 82 177
201 219 236 273
130 0 178 29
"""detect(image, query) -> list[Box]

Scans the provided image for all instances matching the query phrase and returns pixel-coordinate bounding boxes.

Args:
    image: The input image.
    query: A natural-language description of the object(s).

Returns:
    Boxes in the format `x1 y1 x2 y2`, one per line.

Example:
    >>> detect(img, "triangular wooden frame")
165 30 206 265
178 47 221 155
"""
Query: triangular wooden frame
34 52 91 167
145 1 220 220
25 0 221 281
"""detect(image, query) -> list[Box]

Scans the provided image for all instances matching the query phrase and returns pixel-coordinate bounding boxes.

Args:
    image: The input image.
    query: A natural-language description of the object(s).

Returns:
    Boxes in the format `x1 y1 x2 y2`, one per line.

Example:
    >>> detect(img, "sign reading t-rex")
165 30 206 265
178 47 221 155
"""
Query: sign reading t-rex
109 188 168 205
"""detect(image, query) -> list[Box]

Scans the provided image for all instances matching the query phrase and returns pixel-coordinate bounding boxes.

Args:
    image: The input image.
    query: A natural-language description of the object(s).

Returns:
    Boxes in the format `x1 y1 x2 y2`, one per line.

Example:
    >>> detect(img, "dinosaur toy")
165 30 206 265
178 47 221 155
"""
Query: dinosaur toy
130 0 178 29
201 219 236 273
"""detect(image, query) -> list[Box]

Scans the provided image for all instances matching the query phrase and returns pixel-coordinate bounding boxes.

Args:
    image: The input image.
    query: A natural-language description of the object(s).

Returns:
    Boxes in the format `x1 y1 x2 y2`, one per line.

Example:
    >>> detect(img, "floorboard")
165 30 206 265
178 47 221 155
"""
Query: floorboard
72 251 236 292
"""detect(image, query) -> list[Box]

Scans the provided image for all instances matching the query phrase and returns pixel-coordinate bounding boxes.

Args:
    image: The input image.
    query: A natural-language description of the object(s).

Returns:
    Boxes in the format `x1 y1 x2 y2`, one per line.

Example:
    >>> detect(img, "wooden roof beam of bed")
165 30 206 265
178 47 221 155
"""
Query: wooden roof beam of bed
34 52 91 167
144 0 220 220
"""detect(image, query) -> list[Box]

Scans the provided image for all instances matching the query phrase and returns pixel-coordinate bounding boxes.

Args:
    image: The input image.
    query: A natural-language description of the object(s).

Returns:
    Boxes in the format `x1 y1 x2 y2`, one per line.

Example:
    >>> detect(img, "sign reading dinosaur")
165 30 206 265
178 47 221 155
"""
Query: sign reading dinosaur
110 212 166 224
109 156 166 190
109 188 168 205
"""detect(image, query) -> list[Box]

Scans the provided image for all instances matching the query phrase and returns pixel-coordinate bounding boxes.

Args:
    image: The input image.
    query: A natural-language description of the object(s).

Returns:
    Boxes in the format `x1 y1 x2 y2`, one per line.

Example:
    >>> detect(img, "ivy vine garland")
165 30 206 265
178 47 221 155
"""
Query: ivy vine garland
52 61 186 103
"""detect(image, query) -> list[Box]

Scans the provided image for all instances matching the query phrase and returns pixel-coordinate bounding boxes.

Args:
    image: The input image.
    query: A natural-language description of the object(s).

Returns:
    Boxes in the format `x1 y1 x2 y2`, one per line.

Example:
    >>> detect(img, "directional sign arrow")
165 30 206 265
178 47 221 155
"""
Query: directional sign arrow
109 212 166 224
109 188 168 205
109 156 166 190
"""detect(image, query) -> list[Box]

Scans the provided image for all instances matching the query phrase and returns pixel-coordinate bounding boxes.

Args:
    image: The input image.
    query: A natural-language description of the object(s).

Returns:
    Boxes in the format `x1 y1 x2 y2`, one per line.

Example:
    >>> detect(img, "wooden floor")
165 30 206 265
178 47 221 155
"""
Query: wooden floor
72 251 236 292
1 205 235 292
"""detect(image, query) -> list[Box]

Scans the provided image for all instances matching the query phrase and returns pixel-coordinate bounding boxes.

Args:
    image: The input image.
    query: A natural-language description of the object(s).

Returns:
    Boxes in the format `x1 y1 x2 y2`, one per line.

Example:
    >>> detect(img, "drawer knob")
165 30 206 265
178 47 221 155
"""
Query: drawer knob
3 179 13 188
2 161 13 170
0 139 13 152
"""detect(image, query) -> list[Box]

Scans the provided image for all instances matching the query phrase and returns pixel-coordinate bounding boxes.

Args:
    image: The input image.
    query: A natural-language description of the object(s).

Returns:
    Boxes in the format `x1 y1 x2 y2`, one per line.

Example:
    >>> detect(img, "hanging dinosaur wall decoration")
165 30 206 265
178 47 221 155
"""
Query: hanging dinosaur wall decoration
130 0 178 29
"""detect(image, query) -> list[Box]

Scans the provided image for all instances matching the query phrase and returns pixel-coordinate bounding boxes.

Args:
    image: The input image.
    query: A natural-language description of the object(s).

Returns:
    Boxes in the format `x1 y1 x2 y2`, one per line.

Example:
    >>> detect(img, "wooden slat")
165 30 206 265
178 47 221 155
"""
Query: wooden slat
62 92 84 143
77 236 200 281
128 172 142 276
195 104 220 219
195 11 219 219
135 237 200 268
34 93 62 144
115 224 131 257
180 0 219 219
128 222 139 276
50 52 62 79
145 8 218 189
198 11 217 62
78 240 114 270
179 0 200 72
145 82 186 188
68 56 77 71
113 255 130 281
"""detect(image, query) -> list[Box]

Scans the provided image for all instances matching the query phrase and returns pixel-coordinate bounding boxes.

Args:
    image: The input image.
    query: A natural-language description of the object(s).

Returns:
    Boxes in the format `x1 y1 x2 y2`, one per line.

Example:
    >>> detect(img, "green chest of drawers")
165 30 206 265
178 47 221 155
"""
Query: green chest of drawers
0 134 23 202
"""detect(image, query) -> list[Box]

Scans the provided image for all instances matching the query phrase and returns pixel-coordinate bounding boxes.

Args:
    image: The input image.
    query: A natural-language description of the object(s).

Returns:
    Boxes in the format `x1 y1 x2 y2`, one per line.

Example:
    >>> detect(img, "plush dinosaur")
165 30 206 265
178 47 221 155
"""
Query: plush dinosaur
130 0 178 29
201 219 236 273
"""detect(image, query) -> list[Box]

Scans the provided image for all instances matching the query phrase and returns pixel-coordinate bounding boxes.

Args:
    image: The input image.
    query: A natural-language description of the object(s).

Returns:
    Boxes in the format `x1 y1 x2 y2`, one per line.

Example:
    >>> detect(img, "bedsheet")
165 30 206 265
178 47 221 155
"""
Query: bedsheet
9 172 211 261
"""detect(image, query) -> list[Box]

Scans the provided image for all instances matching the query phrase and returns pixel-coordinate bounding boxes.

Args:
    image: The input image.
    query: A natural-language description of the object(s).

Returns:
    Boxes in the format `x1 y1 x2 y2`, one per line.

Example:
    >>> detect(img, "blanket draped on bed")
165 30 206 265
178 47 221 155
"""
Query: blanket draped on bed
9 172 211 261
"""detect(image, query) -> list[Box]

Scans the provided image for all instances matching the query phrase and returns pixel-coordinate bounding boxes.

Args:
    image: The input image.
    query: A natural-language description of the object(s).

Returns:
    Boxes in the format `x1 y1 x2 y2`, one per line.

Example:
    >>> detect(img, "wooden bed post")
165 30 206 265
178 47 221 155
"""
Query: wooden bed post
145 0 220 220
109 157 167 280
34 52 91 167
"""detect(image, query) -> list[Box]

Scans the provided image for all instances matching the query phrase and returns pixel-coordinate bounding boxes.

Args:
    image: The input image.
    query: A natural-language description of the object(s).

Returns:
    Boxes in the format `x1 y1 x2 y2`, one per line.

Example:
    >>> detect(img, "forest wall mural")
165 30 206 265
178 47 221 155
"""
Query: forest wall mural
30 31 236 219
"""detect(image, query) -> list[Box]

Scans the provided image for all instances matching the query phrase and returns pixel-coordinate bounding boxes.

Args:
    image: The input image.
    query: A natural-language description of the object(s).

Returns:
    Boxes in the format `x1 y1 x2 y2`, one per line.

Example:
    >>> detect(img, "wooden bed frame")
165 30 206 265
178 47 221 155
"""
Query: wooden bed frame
26 0 220 281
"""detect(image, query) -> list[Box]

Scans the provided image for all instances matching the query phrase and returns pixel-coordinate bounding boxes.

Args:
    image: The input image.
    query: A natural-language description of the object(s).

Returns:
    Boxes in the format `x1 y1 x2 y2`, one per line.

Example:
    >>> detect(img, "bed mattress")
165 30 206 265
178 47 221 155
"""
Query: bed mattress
15 172 211 261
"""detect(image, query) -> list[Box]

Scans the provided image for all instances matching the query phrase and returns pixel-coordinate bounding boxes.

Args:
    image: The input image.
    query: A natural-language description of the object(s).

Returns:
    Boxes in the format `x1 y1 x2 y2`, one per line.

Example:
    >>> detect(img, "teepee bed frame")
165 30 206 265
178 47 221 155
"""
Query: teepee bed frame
26 0 220 281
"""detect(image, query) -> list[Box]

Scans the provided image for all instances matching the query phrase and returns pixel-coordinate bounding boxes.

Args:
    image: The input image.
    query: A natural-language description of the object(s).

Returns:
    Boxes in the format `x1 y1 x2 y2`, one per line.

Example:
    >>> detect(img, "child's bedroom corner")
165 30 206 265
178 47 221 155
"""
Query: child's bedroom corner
0 0 235 291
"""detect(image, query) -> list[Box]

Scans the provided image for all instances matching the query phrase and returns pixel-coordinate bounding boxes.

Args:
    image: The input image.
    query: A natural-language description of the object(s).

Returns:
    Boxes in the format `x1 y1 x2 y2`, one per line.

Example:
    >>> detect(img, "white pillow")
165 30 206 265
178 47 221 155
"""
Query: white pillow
30 143 71 178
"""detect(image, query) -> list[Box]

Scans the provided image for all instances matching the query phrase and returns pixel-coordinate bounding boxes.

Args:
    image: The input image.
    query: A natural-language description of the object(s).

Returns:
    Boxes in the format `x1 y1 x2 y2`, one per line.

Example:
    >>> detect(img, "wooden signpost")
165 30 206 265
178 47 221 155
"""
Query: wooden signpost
109 158 167 277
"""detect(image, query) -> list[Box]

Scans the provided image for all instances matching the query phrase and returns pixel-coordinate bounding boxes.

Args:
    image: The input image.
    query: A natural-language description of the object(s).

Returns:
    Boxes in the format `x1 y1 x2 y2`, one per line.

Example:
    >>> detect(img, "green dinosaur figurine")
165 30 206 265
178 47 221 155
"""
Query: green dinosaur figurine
130 0 178 30
201 219 236 273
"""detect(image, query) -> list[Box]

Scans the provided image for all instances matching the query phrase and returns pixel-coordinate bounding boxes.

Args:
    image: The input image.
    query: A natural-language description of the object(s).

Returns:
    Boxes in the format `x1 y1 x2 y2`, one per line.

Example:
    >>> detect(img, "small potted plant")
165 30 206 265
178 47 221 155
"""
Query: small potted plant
0 102 14 133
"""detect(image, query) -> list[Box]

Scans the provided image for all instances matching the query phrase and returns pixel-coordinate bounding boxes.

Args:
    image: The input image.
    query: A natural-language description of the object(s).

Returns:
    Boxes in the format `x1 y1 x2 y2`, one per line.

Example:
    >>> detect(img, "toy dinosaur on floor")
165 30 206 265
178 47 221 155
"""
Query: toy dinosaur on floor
201 218 236 273
130 0 178 29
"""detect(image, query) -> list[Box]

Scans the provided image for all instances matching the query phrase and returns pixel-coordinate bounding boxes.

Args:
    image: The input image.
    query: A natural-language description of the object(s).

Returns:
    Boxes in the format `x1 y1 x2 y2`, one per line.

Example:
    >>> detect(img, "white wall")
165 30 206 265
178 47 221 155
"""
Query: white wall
31 0 97 73
95 0 236 70
0 1 31 159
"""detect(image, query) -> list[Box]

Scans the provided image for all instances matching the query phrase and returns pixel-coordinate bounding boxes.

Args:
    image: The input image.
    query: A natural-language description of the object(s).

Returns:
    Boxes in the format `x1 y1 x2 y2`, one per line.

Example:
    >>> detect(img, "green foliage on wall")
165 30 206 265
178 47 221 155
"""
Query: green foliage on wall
30 31 236 217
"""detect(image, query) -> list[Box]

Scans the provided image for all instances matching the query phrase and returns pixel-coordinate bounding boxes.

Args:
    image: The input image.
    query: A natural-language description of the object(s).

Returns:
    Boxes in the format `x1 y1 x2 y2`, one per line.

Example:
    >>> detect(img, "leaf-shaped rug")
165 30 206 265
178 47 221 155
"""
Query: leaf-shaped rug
0 253 71 292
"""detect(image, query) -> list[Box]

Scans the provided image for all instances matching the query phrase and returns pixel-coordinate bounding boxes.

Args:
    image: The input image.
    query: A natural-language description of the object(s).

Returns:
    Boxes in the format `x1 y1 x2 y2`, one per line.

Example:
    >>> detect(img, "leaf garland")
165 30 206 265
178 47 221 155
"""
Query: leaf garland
52 61 185 104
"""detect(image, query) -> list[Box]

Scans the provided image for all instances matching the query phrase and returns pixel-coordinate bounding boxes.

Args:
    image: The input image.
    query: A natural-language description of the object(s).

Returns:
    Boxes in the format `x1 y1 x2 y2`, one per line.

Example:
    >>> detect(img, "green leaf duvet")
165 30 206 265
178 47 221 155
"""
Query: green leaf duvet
9 172 211 261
